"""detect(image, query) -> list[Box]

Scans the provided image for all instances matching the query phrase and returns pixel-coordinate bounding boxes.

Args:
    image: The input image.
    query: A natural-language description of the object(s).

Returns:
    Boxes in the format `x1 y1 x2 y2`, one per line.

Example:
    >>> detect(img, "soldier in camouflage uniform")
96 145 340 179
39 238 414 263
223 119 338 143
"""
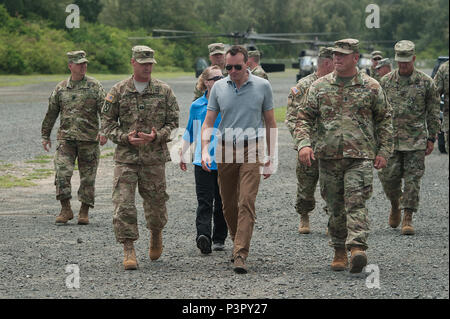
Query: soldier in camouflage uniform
369 50 383 82
41 50 107 225
379 40 440 235
375 58 392 79
434 60 449 153
193 43 227 100
101 46 179 270
247 50 269 80
286 47 334 234
296 39 394 273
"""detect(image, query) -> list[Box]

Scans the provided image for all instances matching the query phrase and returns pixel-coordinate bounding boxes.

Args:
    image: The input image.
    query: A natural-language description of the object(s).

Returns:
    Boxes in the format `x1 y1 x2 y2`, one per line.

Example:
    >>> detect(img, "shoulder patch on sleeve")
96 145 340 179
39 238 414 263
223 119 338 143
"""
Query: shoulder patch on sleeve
291 87 300 96
102 102 111 113
105 93 115 103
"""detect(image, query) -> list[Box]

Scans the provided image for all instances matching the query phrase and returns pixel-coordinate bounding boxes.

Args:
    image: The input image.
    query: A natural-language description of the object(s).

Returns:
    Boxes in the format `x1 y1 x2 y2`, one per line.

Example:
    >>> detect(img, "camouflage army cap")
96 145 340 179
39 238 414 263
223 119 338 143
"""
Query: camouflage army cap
208 43 226 56
375 58 391 69
248 50 260 58
132 45 157 64
67 51 88 64
371 50 383 59
394 40 415 62
318 47 334 59
332 39 359 54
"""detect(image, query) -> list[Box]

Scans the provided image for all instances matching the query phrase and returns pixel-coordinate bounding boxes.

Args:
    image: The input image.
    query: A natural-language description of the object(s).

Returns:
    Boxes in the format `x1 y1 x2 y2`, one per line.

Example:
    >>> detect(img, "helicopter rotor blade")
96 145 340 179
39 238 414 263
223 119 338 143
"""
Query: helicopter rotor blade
152 28 197 34
258 32 336 37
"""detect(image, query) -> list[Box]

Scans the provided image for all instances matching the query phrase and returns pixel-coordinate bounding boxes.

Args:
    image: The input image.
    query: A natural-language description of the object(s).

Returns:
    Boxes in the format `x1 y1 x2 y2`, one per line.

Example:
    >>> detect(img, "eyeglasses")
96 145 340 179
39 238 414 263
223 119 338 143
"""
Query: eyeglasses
225 64 243 71
207 75 224 81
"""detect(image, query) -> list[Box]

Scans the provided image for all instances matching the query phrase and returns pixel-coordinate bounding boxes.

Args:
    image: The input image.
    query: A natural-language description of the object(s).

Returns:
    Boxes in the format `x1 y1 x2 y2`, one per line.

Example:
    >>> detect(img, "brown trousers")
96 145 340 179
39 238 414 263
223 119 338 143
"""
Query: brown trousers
217 142 262 259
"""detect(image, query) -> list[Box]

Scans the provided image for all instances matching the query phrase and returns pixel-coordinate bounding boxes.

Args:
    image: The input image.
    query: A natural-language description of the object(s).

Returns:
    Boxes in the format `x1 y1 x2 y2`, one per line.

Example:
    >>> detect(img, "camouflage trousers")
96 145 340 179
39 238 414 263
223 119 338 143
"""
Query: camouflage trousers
54 140 100 207
112 162 169 243
443 110 449 153
319 158 373 250
378 150 425 212
295 159 319 215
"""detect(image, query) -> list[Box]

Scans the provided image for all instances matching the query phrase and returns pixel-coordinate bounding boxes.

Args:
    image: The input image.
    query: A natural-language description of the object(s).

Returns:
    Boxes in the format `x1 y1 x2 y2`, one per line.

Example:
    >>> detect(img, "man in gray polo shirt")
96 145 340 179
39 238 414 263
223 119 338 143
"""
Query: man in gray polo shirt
201 45 277 274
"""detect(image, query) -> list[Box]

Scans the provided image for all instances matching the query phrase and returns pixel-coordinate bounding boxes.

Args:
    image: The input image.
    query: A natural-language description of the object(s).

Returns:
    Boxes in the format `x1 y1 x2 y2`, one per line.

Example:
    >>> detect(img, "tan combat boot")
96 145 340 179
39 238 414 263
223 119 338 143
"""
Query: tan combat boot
149 230 163 261
349 247 367 273
298 214 310 234
388 200 401 228
401 210 415 235
123 240 138 270
77 203 90 225
55 199 73 224
330 247 348 271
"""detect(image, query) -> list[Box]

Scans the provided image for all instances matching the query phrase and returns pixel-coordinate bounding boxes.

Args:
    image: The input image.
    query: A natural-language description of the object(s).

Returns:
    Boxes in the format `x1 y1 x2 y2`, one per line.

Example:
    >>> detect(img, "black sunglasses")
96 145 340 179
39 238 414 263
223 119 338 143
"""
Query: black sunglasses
207 75 224 81
225 64 243 71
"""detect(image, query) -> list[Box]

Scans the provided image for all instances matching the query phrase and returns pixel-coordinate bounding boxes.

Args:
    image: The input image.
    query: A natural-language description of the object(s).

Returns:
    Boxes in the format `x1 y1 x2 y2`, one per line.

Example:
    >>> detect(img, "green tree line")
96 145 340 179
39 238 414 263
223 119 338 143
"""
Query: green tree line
0 0 448 74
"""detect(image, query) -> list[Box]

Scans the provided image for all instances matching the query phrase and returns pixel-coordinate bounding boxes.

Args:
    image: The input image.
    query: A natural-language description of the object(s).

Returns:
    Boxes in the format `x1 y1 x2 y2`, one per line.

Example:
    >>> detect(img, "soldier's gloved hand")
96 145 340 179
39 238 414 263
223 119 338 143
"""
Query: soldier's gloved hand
298 146 315 167
373 156 387 170
137 127 157 144
127 130 146 146
42 139 51 152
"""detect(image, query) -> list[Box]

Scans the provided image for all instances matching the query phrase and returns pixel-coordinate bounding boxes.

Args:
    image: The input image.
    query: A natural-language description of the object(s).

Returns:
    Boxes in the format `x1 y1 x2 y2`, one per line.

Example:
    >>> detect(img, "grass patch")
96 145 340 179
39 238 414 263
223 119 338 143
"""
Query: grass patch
274 106 287 123
100 152 114 159
0 174 37 188
0 163 14 171
0 71 192 87
25 154 53 164
26 168 53 180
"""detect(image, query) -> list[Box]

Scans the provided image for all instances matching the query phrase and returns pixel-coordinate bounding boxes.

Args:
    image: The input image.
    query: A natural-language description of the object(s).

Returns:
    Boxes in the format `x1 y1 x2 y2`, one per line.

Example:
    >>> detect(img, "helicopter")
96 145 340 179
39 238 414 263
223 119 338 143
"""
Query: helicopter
129 28 336 77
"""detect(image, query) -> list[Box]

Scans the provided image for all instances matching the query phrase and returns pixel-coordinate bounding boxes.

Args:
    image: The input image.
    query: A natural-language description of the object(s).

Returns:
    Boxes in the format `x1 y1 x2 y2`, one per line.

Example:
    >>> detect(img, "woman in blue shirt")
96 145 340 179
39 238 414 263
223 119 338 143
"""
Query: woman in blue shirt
179 66 227 254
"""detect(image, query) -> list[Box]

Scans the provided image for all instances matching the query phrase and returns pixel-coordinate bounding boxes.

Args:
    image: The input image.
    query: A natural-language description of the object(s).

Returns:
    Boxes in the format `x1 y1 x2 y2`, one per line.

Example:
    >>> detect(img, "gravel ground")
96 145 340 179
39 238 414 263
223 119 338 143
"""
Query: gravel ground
0 70 448 300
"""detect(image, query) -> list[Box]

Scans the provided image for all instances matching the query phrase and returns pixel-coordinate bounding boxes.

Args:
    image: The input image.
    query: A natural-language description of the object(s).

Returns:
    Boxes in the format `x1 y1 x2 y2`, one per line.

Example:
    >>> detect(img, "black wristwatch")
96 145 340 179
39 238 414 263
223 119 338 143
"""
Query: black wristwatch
427 137 436 143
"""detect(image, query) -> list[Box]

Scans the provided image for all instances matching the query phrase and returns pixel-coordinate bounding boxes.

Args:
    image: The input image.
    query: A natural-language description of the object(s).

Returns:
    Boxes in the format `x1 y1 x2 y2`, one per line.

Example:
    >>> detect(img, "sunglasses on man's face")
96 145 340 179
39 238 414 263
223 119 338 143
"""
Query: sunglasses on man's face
207 75 224 81
225 64 243 71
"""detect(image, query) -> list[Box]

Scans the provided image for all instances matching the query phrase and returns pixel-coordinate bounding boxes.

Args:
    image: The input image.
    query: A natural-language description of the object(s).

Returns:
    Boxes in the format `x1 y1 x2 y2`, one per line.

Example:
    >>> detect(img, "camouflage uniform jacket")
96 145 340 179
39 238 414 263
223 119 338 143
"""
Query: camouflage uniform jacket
434 61 449 130
101 76 179 165
295 70 394 160
369 66 381 82
251 65 269 80
41 76 105 141
380 68 440 151
286 72 318 149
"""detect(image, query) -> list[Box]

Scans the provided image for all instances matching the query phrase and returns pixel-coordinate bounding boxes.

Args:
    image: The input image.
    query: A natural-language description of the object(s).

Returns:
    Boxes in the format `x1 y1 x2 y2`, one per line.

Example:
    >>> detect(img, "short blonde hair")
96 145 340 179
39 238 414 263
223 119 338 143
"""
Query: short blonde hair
195 65 222 92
